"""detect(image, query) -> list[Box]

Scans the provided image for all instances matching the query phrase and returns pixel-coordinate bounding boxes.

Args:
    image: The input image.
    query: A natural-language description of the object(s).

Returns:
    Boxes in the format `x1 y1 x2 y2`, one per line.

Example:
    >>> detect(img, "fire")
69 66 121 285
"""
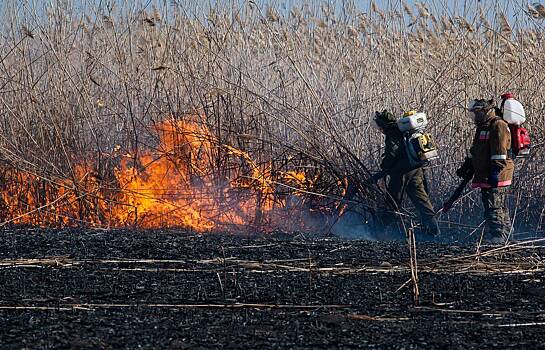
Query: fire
0 118 315 232
111 120 221 231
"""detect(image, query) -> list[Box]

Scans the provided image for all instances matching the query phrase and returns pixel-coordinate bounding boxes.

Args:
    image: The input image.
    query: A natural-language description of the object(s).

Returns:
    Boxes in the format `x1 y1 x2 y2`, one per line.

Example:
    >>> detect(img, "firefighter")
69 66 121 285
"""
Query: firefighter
457 99 514 244
370 110 440 238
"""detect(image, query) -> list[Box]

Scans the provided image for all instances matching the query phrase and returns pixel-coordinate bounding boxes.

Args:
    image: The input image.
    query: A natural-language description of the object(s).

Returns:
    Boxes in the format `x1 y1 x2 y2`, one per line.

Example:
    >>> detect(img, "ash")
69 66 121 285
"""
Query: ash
0 229 544 349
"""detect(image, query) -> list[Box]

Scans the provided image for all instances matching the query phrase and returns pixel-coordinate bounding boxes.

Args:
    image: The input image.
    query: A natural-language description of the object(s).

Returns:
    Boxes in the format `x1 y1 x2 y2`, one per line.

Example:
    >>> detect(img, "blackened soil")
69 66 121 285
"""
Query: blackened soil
0 228 544 349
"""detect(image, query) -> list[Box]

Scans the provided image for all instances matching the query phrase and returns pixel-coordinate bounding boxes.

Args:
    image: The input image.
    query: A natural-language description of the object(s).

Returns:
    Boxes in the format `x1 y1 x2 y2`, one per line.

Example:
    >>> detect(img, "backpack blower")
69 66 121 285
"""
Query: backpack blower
397 110 439 169
500 93 531 157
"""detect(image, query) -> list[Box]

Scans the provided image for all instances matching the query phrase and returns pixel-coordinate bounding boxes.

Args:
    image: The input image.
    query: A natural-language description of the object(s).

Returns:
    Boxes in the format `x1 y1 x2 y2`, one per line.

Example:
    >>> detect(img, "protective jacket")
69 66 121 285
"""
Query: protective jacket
380 127 412 175
469 112 514 188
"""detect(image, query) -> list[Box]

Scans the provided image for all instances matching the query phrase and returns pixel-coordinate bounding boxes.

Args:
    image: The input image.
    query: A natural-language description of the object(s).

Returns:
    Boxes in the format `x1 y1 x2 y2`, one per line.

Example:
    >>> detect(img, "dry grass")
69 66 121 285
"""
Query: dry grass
0 0 544 234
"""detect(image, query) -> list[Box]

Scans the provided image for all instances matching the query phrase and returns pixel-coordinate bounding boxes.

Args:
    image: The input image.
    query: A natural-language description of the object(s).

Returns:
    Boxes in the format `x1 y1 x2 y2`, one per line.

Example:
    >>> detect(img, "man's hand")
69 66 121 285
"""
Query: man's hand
456 156 474 180
489 166 500 188
367 171 386 184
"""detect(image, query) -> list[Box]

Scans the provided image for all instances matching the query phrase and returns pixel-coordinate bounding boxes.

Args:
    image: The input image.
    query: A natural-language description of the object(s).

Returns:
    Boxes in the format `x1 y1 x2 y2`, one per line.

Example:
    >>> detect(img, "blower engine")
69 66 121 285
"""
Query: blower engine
501 93 531 157
397 111 438 168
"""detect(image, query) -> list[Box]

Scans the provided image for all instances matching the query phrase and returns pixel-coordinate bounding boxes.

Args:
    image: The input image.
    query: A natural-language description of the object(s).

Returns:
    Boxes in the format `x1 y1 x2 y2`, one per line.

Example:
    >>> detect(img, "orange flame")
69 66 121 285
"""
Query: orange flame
0 118 315 232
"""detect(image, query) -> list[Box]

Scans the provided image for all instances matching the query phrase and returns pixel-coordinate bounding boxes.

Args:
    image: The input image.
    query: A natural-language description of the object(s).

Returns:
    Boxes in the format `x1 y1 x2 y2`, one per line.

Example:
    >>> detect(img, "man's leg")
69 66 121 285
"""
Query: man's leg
405 169 440 236
374 174 406 239
481 187 510 242
386 174 405 209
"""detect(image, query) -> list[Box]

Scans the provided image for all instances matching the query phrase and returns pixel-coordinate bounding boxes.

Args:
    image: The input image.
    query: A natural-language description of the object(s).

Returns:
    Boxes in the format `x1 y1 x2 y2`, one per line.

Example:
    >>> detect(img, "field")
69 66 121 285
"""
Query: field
1 229 544 349
1 1 545 348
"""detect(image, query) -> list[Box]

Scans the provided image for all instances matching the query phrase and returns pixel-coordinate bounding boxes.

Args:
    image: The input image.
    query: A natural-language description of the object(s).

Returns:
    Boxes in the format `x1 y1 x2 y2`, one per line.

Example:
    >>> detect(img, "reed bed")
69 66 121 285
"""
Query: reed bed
0 0 544 234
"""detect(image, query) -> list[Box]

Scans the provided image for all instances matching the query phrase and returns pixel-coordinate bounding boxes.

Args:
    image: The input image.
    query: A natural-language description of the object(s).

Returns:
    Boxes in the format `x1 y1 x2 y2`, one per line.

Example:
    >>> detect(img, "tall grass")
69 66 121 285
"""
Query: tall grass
0 0 544 234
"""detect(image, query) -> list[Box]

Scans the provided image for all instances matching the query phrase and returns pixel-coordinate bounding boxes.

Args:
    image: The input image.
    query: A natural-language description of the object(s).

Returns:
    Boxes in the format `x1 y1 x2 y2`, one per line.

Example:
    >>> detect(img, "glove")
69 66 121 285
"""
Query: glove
456 157 474 180
488 165 500 188
367 171 386 184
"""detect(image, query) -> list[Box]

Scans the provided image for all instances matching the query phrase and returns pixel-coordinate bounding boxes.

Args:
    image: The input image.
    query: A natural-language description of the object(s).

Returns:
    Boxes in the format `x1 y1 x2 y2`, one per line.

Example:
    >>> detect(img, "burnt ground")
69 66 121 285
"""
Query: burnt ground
0 229 544 349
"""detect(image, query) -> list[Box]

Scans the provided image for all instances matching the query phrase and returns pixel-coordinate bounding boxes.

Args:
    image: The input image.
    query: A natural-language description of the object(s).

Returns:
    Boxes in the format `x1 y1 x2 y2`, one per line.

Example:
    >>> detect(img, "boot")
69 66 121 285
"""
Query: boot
484 234 507 245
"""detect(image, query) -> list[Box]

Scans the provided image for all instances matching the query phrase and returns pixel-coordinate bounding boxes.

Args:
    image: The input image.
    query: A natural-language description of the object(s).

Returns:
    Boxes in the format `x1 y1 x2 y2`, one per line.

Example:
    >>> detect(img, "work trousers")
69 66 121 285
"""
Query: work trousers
481 187 511 239
385 168 440 236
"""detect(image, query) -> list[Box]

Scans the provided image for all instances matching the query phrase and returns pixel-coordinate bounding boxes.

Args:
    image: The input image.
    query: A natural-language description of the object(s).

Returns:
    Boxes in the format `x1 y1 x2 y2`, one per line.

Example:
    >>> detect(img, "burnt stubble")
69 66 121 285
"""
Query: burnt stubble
0 229 544 349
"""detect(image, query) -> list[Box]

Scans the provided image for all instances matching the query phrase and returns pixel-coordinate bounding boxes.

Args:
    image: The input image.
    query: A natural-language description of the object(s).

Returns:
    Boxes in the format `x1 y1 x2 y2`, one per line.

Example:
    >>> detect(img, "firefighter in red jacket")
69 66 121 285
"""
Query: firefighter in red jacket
457 99 514 243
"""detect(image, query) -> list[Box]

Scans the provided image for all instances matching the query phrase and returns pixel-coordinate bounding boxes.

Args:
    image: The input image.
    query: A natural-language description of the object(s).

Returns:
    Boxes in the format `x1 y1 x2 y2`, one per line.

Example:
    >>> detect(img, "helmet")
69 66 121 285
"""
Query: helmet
374 110 397 130
468 99 494 112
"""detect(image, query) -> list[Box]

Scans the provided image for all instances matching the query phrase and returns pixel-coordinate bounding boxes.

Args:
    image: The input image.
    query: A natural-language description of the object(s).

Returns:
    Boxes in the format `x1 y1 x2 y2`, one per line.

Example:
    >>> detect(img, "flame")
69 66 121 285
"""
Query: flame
111 120 220 230
0 118 316 232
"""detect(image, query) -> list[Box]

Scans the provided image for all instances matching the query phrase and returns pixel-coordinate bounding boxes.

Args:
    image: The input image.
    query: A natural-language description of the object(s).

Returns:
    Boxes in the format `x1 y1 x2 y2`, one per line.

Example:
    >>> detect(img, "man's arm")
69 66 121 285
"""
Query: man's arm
489 120 510 186
380 135 401 175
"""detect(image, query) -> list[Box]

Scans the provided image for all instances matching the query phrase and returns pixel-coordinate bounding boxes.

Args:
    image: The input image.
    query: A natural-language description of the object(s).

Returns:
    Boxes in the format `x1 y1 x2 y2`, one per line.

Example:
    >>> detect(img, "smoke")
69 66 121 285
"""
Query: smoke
330 210 376 240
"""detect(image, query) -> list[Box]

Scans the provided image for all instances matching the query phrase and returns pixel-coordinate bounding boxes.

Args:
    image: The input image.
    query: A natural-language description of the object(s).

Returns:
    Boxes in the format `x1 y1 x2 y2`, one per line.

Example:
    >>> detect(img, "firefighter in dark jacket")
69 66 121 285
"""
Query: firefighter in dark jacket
370 110 440 237
457 99 514 243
